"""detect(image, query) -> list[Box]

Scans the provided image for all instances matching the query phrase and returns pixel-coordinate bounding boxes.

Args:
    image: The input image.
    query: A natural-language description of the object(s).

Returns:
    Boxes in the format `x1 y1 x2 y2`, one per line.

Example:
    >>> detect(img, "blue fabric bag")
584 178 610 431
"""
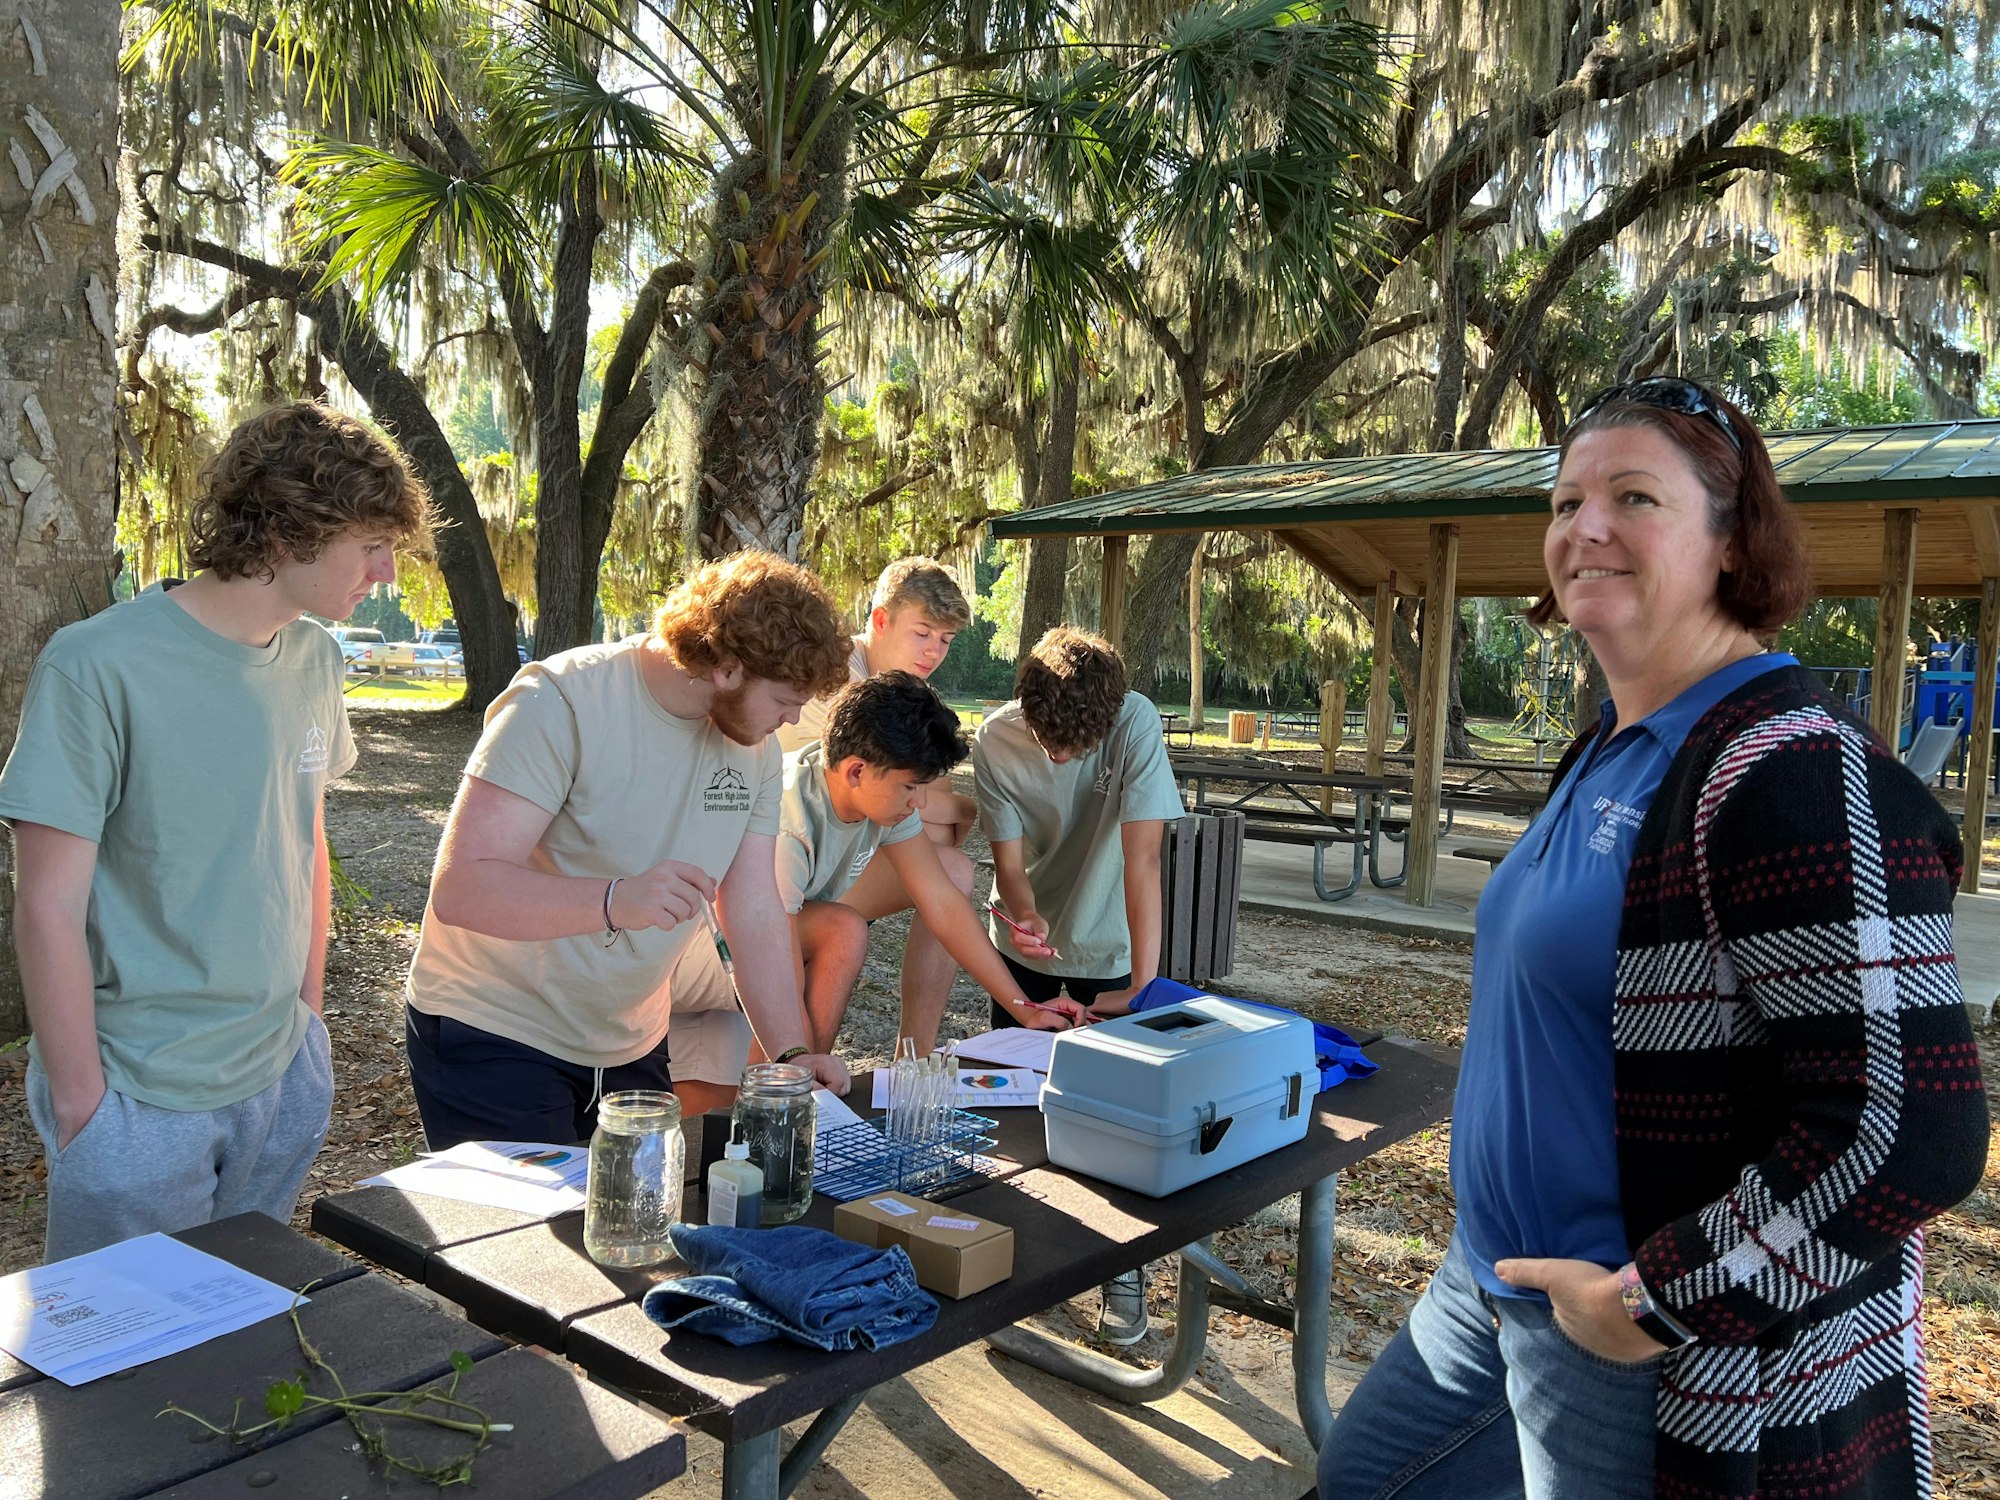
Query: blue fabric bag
1129 977 1377 1092
641 1223 939 1352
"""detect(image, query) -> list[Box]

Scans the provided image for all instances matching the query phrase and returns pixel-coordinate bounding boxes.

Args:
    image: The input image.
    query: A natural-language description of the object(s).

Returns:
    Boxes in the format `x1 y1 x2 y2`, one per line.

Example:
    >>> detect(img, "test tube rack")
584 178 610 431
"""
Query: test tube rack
811 1110 1000 1201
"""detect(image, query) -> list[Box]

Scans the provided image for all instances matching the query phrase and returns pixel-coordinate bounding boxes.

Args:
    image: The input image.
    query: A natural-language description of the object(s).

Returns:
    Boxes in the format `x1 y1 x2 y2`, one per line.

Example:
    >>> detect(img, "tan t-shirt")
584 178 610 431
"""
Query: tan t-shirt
407 638 782 1067
774 637 868 754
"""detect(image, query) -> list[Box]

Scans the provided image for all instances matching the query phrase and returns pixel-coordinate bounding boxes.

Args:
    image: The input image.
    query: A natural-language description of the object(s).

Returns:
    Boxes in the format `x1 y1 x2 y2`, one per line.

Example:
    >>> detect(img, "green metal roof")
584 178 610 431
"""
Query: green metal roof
985 418 2000 539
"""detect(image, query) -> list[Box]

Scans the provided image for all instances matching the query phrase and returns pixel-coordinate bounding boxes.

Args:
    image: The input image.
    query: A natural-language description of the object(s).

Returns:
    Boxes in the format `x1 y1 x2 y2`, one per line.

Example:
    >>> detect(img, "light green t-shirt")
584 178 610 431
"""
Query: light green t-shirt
775 744 923 913
774 638 868 755
971 693 1184 978
407 637 782 1067
0 587 354 1110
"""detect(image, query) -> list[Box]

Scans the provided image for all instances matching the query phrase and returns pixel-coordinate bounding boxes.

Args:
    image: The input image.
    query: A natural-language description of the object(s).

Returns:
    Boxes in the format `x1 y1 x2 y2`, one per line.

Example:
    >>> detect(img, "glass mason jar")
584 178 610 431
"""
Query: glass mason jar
731 1063 816 1224
584 1090 685 1268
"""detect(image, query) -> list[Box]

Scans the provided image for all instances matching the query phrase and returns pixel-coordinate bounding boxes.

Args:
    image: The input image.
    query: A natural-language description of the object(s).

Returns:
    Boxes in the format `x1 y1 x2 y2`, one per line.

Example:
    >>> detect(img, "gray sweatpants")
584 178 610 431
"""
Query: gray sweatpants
25 1009 334 1263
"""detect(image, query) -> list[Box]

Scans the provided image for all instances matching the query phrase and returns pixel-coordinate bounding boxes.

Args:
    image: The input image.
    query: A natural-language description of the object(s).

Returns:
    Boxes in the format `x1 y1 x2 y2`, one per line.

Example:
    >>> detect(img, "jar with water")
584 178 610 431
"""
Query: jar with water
732 1062 816 1224
584 1090 685 1267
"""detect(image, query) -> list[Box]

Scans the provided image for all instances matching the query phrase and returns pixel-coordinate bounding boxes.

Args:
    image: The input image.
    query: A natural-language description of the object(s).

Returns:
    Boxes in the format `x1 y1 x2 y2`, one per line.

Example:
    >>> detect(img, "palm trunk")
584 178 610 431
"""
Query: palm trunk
1 0 121 1037
692 91 851 560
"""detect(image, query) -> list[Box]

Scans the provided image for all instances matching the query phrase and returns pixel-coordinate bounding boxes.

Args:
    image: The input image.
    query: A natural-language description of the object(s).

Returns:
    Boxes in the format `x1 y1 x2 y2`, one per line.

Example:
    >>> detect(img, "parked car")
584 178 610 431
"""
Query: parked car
353 639 422 674
407 643 459 679
419 628 462 652
328 626 383 663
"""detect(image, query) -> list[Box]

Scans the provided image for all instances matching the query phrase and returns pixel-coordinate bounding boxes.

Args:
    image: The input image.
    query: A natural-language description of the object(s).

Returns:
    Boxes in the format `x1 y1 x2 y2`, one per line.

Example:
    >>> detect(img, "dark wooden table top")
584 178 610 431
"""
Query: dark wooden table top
0 1212 686 1500
314 1041 1458 1448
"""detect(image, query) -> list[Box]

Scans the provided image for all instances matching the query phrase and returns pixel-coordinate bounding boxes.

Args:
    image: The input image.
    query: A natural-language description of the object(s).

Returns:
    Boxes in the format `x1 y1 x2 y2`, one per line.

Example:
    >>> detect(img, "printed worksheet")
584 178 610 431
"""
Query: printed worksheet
0 1233 301 1386
361 1139 589 1216
951 1027 1060 1072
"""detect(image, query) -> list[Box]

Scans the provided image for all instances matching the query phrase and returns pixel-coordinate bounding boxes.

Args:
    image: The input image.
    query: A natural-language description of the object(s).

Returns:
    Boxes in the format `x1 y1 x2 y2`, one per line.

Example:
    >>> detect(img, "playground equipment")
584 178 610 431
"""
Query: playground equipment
1508 619 1583 764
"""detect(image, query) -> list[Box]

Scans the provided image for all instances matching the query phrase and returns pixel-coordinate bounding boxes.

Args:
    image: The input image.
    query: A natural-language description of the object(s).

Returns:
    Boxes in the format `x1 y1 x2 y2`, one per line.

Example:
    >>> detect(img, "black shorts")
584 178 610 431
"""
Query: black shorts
990 954 1132 1030
405 1007 672 1151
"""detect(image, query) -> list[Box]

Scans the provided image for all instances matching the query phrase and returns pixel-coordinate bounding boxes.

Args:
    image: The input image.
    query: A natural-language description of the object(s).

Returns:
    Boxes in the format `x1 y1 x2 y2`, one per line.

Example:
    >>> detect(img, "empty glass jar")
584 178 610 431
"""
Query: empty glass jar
732 1062 816 1224
584 1090 684 1267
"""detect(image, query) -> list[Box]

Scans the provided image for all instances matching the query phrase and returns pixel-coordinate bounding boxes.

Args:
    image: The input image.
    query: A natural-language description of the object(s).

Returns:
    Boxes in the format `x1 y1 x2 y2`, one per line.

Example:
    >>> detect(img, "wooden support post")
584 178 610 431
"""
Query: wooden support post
1406 528 1458 908
1870 508 1918 750
1319 678 1347 813
1189 539 1206 730
1365 581 1395 777
1101 535 1129 651
1963 575 2000 894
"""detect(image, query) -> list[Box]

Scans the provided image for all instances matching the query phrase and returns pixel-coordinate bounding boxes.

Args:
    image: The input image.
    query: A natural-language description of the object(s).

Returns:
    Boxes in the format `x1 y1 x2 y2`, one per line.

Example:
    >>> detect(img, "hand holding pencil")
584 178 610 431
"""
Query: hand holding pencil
988 902 1061 962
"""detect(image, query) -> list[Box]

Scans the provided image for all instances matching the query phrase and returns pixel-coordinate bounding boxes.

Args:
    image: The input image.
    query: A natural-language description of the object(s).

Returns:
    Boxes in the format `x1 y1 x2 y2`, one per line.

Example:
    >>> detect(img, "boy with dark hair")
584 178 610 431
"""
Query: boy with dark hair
0 400 434 1260
405 551 856 1148
971 626 1185 1342
671 673 1082 1109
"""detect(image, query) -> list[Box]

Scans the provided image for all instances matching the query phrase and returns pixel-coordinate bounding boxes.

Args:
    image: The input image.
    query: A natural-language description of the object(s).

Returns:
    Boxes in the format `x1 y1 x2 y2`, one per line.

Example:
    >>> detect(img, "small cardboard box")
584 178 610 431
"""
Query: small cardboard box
832 1191 1014 1299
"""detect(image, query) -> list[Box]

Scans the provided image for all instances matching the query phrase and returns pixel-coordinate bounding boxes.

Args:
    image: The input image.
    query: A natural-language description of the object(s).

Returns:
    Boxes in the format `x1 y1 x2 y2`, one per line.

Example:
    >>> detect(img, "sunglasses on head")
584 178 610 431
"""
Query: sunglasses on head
1572 376 1743 456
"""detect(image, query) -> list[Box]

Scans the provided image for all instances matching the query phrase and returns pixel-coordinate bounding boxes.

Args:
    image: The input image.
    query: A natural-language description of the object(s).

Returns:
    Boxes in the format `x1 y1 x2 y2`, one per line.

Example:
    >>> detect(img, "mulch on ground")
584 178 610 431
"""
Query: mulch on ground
0 701 1994 1495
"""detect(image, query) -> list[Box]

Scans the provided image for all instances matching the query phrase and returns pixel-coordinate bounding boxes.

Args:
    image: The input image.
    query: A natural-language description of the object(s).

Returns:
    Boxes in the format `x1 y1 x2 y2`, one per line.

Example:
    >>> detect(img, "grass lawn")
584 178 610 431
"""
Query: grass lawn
343 674 465 707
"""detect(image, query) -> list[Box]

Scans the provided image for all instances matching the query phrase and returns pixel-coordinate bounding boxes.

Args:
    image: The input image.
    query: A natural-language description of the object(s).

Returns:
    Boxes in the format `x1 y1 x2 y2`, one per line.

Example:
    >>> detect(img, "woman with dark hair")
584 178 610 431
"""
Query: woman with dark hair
1321 378 1988 1500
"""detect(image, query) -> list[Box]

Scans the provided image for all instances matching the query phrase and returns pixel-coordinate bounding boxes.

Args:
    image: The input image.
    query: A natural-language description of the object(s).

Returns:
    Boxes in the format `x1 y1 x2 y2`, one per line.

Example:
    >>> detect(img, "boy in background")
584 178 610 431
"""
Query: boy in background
970 627 1185 1344
0 402 432 1260
778 558 977 847
671 673 1084 1114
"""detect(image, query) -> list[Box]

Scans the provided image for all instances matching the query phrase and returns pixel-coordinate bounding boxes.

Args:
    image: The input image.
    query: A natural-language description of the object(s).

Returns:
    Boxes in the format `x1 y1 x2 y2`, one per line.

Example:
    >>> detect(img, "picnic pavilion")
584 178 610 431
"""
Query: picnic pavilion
987 417 2000 907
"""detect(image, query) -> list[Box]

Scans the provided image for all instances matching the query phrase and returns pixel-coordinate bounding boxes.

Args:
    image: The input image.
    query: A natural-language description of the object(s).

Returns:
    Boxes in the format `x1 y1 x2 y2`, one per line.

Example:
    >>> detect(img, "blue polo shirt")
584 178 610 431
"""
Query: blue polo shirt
1451 652 1796 1299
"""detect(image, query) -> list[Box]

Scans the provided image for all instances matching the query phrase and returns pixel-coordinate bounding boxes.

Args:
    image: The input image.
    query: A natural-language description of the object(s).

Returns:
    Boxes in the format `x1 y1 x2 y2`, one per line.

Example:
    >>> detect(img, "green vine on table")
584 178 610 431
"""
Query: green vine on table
159 1295 511 1487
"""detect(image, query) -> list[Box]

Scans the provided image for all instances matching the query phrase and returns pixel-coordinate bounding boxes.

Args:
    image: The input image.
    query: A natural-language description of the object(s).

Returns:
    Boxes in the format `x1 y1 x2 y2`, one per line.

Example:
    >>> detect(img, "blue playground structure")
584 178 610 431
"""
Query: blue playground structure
1818 641 1994 790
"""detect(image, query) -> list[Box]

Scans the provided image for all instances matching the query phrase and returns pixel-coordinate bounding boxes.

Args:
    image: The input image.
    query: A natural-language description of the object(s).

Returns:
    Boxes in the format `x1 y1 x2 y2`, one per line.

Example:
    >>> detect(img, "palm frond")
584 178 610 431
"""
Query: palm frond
125 0 451 128
285 140 538 309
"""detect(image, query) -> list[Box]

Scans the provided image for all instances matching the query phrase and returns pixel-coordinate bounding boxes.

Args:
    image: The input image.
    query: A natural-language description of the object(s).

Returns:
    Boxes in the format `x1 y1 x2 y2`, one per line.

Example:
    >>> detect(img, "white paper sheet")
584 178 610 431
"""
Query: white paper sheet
0 1233 302 1386
951 1027 1060 1072
360 1139 589 1217
868 1067 1045 1109
813 1088 864 1137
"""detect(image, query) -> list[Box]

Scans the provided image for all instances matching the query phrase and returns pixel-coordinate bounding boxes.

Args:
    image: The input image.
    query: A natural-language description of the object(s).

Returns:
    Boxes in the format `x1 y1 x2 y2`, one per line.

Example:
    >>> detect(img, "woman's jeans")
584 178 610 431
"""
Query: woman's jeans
1319 1233 1659 1500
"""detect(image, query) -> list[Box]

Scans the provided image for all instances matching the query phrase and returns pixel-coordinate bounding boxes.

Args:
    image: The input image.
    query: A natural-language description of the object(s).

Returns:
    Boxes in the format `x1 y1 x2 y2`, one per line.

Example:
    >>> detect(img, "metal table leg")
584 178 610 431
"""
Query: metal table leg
1311 833 1364 901
988 1174 1343 1456
1293 1174 1338 1452
985 1238 1216 1402
721 1389 869 1500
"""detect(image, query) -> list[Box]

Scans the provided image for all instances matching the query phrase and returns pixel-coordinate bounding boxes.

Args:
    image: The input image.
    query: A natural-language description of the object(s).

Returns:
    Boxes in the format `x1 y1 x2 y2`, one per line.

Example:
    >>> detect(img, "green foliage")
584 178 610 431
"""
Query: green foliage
1762 334 1923 428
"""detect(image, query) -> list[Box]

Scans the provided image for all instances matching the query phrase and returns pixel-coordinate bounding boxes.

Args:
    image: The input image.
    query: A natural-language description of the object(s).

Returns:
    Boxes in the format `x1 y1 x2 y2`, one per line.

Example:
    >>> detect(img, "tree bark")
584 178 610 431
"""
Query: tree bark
528 176 602 656
1018 367 1078 657
692 90 850 564
1386 598 1474 758
1 0 122 1037
1189 537 1206 728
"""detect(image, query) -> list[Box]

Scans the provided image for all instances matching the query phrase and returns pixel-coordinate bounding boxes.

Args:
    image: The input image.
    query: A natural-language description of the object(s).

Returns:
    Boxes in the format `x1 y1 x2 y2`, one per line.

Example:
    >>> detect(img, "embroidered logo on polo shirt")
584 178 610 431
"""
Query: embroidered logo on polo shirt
1587 794 1644 854
296 724 330 774
703 766 752 813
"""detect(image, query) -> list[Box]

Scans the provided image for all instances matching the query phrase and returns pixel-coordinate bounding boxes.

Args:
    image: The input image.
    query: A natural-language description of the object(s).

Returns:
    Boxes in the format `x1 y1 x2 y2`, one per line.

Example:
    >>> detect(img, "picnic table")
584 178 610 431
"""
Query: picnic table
0 1212 686 1500
314 1044 1458 1500
1170 752 1548 899
1158 709 1195 749
1378 752 1554 799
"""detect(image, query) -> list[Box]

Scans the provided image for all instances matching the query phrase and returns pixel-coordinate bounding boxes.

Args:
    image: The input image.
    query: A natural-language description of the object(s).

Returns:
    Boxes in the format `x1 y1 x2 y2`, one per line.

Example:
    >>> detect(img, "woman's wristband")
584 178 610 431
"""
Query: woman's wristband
1618 1261 1697 1348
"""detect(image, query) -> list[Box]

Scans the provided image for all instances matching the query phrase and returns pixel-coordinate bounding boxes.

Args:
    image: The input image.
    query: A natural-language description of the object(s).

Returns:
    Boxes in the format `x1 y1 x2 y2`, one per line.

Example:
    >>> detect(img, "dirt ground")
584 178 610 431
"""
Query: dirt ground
1 702 1995 1495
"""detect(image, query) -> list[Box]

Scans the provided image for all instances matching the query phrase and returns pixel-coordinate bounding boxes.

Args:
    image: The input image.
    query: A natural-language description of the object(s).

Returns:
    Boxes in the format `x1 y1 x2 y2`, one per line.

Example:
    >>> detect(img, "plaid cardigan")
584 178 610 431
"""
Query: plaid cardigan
1550 665 1989 1499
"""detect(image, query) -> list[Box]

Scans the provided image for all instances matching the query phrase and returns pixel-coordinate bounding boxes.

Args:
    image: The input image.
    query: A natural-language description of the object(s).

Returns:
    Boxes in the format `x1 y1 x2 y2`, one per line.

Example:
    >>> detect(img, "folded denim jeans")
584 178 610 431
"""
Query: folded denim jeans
641 1224 939 1352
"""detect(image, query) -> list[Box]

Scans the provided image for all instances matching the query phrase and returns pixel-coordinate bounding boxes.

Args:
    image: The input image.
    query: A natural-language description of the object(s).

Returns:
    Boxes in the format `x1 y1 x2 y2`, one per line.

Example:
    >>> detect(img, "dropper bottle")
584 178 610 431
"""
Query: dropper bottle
706 1123 764 1229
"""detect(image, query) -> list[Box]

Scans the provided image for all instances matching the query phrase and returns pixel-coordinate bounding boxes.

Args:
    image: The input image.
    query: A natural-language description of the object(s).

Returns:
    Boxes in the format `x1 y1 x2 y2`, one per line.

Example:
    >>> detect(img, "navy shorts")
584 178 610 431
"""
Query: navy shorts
405 1007 672 1150
990 955 1132 1030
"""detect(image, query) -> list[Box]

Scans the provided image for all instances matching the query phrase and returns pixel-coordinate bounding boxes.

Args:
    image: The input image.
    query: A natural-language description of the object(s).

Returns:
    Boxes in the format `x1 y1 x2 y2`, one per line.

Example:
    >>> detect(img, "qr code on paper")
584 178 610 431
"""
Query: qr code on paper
48 1305 98 1328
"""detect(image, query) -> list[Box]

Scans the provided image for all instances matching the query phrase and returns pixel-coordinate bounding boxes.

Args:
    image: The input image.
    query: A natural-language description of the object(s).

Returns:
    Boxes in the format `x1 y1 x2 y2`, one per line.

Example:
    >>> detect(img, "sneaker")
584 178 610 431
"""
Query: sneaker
1098 1266 1149 1345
